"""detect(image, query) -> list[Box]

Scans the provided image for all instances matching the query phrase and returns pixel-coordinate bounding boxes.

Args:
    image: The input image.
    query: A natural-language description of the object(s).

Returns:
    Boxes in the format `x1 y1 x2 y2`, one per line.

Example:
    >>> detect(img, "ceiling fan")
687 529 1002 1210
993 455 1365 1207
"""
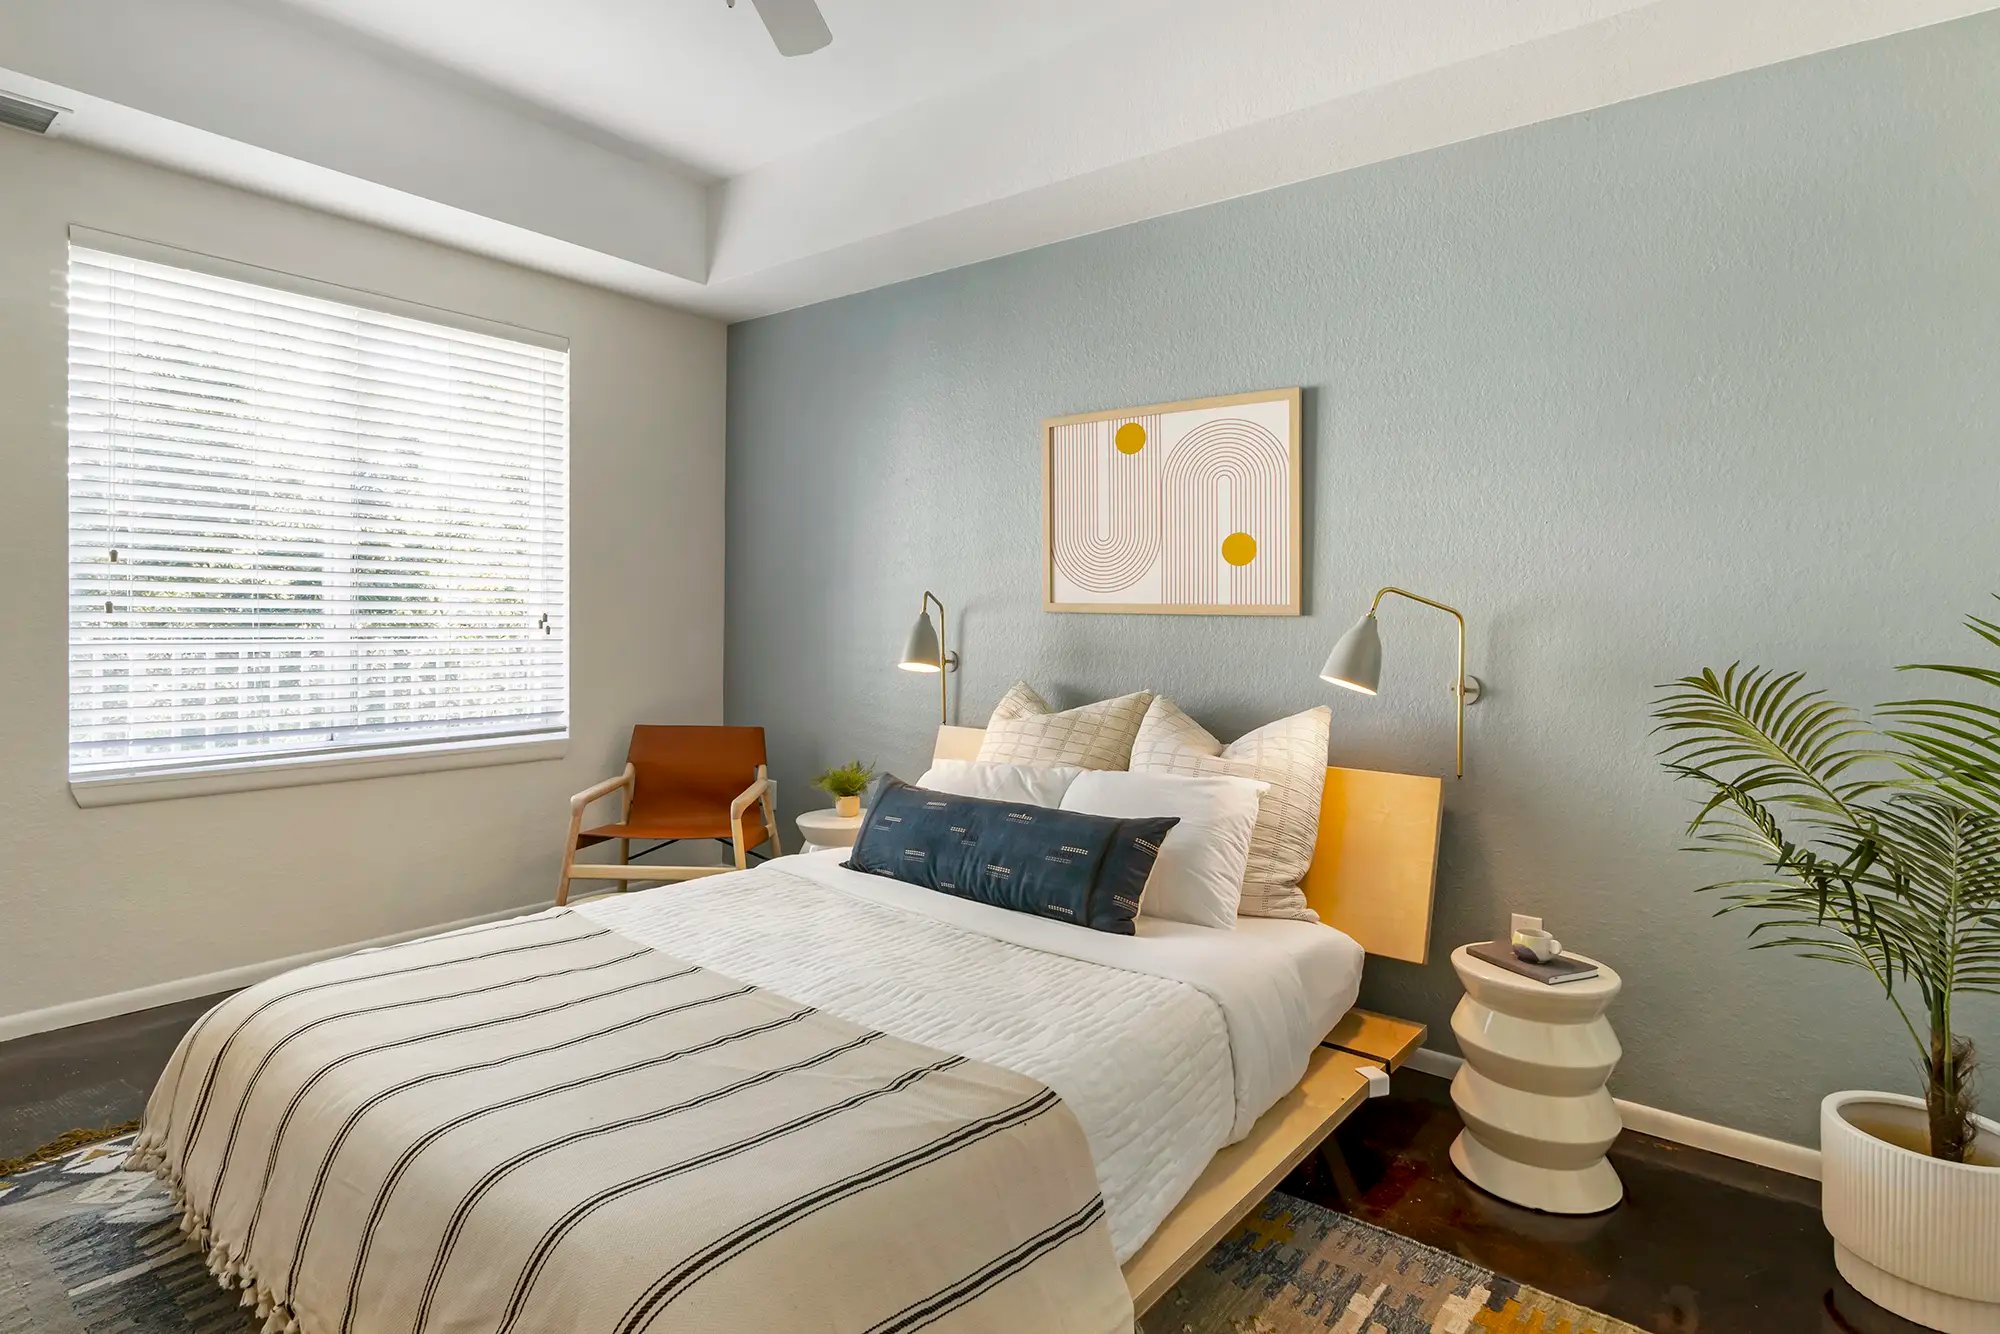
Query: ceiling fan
727 0 832 57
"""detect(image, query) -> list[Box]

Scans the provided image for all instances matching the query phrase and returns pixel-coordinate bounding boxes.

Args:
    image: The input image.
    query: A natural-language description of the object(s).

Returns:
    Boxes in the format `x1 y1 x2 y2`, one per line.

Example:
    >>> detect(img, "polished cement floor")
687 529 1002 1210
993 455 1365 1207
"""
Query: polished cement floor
0 992 229 1165
1281 1070 1929 1334
0 1000 1927 1334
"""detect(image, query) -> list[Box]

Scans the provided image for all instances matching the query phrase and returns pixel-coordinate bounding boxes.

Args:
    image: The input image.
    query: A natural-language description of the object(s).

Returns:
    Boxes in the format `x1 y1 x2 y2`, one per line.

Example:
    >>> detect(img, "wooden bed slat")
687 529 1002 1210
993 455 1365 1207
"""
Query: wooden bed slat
1121 1048 1374 1314
1323 1009 1427 1070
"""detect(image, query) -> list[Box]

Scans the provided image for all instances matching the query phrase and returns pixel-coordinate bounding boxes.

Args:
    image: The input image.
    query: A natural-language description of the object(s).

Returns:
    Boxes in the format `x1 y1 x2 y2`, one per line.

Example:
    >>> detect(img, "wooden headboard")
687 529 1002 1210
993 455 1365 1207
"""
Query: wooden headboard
931 726 1441 964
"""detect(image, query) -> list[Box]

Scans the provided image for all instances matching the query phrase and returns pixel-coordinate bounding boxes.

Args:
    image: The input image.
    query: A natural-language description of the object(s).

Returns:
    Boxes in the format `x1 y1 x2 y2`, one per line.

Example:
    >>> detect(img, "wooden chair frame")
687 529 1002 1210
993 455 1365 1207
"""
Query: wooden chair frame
556 762 780 905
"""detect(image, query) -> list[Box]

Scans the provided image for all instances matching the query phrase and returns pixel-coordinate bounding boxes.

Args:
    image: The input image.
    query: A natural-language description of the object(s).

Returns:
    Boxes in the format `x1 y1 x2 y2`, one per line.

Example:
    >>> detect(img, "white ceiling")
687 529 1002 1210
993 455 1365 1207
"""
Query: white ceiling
270 0 1170 179
3 0 1996 322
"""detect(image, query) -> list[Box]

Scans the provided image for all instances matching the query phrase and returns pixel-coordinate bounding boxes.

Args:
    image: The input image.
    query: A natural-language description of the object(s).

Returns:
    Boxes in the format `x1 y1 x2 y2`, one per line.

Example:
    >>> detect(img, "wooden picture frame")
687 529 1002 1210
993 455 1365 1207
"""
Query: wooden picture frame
1042 387 1303 616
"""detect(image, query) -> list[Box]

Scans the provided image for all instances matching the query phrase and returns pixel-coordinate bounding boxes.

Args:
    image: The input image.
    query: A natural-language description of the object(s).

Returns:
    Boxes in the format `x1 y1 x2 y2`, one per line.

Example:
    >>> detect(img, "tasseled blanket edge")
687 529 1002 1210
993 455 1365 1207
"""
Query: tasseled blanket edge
125 1129 307 1334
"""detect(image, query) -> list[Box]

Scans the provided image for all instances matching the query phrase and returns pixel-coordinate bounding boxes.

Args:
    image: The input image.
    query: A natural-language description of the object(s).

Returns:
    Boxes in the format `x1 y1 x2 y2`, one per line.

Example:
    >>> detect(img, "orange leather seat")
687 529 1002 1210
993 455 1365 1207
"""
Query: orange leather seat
578 810 771 845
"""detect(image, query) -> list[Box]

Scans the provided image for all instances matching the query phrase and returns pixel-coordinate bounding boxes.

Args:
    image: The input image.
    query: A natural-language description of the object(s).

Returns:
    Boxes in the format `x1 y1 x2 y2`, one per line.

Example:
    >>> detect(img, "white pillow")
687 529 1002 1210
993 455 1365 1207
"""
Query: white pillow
1059 770 1264 930
915 759 1084 808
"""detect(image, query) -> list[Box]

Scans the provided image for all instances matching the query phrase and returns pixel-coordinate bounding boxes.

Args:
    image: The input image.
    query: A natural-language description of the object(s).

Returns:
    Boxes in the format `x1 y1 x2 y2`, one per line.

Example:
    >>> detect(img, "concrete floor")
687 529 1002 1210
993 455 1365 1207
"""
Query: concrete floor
0 993 229 1165
1281 1068 1926 1334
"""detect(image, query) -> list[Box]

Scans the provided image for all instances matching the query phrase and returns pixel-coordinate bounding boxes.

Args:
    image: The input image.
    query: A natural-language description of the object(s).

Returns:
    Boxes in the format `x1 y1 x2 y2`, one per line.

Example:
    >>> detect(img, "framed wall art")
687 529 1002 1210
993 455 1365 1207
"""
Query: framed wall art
1042 387 1301 615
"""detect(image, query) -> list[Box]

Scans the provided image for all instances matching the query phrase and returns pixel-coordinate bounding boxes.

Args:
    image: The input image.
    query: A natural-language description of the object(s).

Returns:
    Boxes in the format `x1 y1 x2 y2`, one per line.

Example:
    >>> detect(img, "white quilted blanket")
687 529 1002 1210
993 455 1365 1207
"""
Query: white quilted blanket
578 853 1361 1261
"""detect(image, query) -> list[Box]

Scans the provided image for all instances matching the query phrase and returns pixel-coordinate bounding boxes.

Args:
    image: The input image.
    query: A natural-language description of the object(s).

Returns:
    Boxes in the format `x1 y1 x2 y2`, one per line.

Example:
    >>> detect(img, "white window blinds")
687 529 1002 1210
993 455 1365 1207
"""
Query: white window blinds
67 238 570 786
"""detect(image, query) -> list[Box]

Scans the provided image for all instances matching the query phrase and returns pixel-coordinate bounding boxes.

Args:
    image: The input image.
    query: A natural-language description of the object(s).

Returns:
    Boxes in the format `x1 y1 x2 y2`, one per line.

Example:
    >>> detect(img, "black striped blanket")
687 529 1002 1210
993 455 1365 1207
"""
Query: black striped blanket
130 910 1132 1333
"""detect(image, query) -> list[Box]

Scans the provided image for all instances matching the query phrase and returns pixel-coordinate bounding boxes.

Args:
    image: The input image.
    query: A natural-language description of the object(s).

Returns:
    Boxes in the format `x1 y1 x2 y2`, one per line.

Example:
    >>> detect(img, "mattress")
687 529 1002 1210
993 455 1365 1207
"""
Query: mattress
577 851 1364 1262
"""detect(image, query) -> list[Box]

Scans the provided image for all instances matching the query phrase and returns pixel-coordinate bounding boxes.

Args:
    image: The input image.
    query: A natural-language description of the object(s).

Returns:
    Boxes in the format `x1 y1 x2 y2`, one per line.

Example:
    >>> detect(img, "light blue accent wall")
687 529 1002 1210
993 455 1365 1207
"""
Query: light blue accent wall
725 15 2000 1146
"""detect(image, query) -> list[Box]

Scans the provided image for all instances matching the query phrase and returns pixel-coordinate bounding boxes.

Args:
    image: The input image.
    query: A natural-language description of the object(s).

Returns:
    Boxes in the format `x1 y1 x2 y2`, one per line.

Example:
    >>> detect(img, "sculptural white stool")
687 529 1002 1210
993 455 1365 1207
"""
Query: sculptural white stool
1447 944 1624 1214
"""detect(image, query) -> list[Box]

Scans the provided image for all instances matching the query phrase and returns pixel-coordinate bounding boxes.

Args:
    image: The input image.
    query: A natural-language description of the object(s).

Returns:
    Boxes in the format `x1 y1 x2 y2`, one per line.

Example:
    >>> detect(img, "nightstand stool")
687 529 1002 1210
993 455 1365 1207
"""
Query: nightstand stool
796 808 864 854
1447 943 1624 1214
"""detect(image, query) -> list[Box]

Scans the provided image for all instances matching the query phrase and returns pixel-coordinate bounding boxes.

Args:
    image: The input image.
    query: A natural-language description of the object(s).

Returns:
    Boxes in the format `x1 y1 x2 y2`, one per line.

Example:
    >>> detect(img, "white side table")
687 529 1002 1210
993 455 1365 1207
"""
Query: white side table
795 808 863 854
1448 943 1624 1214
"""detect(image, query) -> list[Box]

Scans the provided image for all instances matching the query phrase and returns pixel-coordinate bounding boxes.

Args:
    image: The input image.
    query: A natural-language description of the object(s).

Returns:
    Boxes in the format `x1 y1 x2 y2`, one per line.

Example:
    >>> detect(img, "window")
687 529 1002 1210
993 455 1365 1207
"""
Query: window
67 232 569 802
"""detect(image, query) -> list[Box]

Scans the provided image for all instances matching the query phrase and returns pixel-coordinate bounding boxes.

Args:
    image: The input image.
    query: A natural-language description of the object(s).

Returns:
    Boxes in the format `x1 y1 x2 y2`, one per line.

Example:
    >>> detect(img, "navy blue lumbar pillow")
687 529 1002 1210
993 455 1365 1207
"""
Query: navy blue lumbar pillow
844 777 1178 935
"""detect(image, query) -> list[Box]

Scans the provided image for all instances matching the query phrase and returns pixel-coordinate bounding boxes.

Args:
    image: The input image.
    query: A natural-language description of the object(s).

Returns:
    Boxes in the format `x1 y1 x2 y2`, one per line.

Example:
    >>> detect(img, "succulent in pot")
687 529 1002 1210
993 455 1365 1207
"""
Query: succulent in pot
813 760 874 819
1654 601 2000 1332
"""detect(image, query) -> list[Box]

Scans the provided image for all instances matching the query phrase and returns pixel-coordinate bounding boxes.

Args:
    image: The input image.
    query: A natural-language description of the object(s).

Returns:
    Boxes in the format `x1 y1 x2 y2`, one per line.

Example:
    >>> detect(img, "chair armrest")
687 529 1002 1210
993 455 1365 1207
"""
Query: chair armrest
571 764 635 814
729 771 771 820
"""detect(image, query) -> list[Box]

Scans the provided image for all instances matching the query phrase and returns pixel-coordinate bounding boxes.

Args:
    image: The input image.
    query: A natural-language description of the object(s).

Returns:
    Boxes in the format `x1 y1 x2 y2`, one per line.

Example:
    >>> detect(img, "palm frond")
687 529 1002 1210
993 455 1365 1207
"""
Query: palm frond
1654 665 1886 822
1882 695 2000 816
1887 607 2000 815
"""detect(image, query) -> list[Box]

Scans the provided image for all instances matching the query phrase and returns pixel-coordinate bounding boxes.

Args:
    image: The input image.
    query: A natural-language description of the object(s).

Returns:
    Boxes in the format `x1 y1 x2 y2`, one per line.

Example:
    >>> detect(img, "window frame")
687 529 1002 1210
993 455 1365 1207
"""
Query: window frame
65 227 571 808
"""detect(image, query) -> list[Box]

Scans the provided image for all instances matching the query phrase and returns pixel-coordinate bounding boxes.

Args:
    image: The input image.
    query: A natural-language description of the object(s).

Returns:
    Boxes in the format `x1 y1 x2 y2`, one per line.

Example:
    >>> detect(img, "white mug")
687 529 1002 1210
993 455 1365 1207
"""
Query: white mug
1512 928 1562 963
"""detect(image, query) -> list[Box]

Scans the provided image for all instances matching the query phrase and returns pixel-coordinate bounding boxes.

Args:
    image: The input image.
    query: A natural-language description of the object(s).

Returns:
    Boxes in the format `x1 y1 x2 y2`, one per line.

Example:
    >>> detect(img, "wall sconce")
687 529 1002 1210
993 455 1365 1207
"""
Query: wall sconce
1321 585 1483 777
898 590 959 724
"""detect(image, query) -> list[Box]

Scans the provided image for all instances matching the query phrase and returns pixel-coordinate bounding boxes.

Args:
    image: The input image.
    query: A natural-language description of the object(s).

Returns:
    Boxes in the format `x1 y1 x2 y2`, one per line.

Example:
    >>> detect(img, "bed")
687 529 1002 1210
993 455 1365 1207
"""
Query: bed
925 725 1439 1314
132 726 1438 1332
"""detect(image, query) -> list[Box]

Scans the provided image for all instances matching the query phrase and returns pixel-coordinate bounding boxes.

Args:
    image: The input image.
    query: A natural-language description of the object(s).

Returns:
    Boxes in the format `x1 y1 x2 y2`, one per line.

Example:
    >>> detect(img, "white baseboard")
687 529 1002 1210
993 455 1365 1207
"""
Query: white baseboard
0 901 551 1045
1401 1047 1468 1081
1403 1047 1821 1182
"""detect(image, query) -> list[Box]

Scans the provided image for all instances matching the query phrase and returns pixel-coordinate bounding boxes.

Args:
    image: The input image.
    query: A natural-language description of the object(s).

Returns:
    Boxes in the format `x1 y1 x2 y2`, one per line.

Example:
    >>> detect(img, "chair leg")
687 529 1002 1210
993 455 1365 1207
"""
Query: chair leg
557 806 586 907
763 783 783 858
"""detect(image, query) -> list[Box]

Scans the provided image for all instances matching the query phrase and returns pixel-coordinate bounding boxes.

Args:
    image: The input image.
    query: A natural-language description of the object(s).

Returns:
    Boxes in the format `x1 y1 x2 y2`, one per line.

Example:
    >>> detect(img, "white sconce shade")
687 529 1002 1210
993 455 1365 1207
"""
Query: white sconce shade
899 609 943 672
1320 613 1382 695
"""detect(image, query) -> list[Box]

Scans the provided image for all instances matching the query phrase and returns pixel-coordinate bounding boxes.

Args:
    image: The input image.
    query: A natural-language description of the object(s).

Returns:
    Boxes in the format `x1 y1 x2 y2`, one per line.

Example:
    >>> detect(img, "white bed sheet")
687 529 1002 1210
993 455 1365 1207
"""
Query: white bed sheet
575 850 1364 1262
1225 914 1371 1060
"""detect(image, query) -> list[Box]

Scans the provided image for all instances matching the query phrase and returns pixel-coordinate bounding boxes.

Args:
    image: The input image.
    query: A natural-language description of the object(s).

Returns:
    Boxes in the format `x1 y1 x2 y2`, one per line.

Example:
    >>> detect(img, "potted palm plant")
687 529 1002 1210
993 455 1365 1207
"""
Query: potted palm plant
813 760 874 819
1654 604 1998 1333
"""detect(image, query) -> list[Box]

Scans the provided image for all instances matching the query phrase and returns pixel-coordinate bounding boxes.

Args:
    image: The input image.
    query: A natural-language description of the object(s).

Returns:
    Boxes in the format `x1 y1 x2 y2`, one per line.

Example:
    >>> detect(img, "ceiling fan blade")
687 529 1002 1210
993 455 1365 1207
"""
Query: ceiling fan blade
748 0 831 56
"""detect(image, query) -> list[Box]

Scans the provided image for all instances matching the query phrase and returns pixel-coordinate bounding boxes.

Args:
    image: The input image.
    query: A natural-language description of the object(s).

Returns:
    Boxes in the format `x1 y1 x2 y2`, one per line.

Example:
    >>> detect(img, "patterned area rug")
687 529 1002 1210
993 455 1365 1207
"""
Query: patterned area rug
1145 1193 1647 1334
3 1137 1641 1333
0 1133 255 1333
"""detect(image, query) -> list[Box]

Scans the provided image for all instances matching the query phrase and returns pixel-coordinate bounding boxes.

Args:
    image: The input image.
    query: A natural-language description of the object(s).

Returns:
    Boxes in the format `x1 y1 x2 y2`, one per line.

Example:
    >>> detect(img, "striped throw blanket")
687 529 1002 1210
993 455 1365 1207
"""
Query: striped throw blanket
131 911 1133 1333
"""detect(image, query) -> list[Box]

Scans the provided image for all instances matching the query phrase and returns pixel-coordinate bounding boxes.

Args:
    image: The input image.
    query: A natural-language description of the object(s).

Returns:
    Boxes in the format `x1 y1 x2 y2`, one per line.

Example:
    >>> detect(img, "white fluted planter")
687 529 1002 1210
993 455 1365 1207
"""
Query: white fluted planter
1822 1091 2000 1333
1448 945 1624 1214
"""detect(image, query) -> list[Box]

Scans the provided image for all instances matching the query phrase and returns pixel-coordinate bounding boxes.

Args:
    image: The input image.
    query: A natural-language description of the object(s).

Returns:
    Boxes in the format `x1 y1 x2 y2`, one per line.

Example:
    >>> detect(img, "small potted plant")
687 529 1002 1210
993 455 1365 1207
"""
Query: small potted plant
813 760 874 819
1654 602 1999 1332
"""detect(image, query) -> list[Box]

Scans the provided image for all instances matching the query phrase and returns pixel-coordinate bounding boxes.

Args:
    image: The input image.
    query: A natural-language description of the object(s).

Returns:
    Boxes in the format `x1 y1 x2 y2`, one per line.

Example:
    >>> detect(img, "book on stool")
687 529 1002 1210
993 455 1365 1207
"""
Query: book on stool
1467 939 1601 985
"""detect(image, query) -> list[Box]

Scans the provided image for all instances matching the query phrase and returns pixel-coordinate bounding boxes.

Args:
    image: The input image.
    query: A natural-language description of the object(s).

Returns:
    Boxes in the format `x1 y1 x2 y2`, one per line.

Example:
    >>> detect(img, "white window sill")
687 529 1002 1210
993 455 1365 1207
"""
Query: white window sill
69 735 567 808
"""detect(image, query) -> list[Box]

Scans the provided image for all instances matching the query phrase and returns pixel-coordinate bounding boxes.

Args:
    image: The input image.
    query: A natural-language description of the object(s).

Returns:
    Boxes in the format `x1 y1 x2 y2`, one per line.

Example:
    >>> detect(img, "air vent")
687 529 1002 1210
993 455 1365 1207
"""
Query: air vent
0 90 64 135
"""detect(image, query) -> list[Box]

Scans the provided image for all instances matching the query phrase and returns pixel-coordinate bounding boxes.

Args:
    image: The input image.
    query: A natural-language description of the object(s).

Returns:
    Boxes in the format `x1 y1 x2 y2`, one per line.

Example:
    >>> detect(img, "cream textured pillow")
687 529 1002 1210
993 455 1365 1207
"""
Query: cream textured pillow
976 682 1153 770
1128 696 1331 920
986 680 1050 723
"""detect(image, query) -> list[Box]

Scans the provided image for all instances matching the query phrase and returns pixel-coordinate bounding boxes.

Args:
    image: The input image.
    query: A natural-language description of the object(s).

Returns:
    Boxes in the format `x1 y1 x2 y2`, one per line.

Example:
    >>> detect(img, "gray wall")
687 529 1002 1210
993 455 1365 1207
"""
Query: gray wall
725 15 2000 1147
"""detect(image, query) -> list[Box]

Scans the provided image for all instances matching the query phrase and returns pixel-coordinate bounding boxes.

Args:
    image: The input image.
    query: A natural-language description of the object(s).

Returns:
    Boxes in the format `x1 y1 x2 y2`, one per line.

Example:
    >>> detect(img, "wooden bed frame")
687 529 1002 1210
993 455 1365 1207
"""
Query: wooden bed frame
929 726 1442 1315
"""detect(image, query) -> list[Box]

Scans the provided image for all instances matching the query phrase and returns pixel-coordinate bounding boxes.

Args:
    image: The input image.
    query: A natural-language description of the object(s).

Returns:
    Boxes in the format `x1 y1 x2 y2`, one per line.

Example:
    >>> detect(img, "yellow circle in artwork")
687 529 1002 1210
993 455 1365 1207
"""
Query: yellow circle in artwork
1221 532 1258 566
1114 422 1147 454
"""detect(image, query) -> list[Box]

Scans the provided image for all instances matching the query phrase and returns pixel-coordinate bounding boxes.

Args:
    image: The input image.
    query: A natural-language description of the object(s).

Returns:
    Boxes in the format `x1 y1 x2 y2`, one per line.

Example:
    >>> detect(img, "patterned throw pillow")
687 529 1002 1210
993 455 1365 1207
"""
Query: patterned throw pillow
845 777 1177 934
987 680 1054 723
976 682 1153 770
1127 696 1331 920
